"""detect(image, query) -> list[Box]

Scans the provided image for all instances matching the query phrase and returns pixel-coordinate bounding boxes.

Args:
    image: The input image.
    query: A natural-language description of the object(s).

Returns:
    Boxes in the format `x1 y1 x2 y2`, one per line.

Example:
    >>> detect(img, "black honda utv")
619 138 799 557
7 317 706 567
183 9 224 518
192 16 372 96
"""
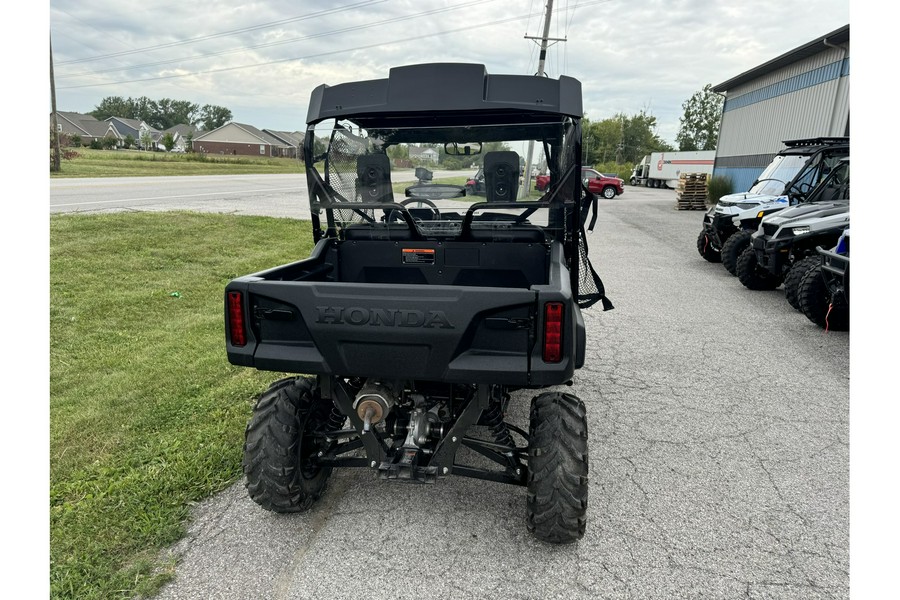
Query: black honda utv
224 63 611 544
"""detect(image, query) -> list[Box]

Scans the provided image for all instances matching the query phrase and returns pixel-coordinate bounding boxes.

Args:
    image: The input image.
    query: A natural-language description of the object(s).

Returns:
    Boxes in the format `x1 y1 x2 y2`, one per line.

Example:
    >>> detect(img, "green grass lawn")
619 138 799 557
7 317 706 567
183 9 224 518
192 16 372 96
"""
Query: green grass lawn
50 148 304 178
50 212 313 599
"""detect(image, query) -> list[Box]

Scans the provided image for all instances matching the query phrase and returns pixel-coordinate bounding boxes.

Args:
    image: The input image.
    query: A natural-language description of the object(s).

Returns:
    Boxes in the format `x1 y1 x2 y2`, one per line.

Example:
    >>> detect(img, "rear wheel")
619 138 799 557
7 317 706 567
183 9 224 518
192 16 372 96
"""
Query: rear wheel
243 377 334 513
526 392 588 544
696 230 721 263
721 230 752 276
736 246 781 290
784 256 820 310
798 265 849 330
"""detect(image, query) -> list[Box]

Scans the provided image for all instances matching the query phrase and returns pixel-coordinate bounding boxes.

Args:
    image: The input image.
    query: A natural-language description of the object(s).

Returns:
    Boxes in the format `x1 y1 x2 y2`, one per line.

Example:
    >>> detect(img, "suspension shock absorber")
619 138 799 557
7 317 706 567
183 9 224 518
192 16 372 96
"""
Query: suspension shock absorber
482 398 514 449
326 403 347 432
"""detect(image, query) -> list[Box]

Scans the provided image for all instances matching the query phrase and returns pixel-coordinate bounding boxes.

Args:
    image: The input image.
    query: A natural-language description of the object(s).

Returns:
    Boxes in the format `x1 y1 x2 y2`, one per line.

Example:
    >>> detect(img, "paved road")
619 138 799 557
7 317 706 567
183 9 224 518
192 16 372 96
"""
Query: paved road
49 170 465 220
53 179 849 599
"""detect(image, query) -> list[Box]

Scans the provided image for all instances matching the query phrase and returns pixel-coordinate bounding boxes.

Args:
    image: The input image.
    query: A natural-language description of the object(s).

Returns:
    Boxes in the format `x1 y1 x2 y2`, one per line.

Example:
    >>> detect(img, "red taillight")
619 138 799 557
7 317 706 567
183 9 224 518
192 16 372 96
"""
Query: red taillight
542 302 563 363
227 291 247 347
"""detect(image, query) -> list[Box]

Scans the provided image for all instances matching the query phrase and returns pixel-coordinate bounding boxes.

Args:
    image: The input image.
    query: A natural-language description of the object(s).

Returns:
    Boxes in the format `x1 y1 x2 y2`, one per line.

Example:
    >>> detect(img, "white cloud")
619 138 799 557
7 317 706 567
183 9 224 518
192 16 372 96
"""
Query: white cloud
49 0 849 143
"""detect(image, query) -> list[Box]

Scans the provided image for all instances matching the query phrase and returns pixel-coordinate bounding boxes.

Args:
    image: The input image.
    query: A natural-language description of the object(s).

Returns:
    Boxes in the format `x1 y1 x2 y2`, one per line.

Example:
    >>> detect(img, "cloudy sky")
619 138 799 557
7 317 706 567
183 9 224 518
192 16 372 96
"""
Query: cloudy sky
48 0 849 144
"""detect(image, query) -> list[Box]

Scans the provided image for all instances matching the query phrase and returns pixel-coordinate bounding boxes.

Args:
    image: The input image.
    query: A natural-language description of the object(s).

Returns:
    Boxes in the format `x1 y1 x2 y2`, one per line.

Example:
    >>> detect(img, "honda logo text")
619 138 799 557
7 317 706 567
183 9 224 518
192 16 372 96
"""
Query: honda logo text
315 306 454 329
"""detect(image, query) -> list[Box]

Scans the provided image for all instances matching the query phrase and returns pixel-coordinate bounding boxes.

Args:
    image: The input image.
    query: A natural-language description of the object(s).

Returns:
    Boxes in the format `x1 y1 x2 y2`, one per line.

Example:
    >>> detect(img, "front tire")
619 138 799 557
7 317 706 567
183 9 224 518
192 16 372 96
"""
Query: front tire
784 256 820 310
243 377 334 513
798 265 849 330
721 230 751 276
526 392 588 544
601 186 616 199
696 230 721 263
736 246 781 290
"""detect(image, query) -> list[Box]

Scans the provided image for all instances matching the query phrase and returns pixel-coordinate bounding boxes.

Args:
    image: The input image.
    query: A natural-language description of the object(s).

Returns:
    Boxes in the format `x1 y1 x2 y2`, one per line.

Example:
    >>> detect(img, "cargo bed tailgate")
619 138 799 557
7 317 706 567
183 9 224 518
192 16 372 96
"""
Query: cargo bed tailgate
227 280 544 385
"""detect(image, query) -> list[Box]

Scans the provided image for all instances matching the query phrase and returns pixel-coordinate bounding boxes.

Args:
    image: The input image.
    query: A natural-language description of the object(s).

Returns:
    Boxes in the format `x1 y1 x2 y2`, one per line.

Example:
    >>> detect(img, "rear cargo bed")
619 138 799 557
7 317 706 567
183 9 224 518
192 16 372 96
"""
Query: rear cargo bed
226 238 581 385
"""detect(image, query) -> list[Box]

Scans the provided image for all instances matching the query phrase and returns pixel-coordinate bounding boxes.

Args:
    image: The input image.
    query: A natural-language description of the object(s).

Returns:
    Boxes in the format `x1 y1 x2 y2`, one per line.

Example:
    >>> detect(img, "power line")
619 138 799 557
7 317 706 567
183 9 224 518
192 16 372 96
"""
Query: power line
58 0 614 91
54 0 388 65
57 0 500 80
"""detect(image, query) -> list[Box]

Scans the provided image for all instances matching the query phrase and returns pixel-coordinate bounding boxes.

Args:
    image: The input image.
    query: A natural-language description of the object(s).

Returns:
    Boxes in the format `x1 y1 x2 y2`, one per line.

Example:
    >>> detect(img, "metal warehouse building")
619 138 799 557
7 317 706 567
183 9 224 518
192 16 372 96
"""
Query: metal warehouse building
712 24 849 193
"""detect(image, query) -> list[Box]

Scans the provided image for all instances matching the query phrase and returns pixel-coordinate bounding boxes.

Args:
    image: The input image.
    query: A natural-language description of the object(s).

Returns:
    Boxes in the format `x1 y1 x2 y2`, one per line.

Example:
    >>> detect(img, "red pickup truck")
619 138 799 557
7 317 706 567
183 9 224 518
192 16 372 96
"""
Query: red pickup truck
536 167 624 199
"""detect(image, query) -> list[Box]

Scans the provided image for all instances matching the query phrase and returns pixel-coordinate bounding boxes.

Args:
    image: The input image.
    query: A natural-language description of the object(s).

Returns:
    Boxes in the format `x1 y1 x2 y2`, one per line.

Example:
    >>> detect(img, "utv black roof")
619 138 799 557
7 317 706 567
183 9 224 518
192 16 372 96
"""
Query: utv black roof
779 137 849 155
305 63 583 129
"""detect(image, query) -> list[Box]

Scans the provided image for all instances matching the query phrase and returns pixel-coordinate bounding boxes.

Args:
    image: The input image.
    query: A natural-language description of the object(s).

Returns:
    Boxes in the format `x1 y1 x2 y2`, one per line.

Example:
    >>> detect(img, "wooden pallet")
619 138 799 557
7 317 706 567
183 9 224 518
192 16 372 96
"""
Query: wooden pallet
675 172 709 209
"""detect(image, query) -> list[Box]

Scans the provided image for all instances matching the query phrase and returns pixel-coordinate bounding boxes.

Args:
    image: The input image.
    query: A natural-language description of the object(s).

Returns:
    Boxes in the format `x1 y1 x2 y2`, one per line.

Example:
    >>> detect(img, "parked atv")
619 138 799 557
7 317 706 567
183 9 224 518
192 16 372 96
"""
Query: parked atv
798 228 849 330
736 157 849 296
224 63 612 544
697 137 849 263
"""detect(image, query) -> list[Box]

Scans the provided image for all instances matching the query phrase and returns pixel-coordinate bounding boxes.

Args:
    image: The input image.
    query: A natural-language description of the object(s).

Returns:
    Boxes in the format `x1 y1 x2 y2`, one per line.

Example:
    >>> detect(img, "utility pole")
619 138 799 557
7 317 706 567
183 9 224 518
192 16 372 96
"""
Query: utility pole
50 33 61 173
521 0 565 198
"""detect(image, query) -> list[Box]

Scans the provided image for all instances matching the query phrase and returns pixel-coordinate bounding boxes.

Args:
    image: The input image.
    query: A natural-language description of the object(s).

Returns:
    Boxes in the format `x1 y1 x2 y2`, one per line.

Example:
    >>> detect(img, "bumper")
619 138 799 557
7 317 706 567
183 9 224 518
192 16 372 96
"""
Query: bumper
751 235 791 276
703 212 737 247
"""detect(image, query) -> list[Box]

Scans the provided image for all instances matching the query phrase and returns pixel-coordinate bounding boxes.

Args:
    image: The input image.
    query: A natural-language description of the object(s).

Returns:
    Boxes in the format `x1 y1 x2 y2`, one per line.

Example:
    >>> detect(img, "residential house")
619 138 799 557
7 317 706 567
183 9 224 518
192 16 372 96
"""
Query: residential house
409 145 439 164
192 122 297 158
51 111 116 146
160 123 200 152
262 129 304 159
105 117 161 150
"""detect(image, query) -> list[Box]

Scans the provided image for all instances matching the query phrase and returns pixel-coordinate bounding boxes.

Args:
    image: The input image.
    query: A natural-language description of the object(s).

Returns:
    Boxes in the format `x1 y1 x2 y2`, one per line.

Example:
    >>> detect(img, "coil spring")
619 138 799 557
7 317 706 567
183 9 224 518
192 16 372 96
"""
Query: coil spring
483 401 513 448
326 404 347 431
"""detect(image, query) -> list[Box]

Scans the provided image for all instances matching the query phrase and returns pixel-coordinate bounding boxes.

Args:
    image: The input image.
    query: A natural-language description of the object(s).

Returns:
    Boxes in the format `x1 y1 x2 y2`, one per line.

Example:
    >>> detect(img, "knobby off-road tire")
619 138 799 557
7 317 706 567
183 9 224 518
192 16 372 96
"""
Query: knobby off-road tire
696 230 722 263
736 246 781 290
721 230 752 276
798 265 849 331
527 392 589 544
784 256 820 310
243 376 334 513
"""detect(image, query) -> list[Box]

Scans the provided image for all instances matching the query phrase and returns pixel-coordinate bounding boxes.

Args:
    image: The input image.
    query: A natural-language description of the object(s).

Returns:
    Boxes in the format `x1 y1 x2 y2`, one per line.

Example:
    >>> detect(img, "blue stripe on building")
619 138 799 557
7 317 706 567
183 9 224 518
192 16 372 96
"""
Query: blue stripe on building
723 57 849 113
711 167 772 195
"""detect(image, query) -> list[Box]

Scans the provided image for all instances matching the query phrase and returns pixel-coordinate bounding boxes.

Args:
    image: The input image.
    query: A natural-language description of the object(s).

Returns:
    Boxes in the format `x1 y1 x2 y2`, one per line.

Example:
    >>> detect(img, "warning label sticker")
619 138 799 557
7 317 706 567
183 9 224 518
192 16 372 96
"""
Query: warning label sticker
402 248 436 264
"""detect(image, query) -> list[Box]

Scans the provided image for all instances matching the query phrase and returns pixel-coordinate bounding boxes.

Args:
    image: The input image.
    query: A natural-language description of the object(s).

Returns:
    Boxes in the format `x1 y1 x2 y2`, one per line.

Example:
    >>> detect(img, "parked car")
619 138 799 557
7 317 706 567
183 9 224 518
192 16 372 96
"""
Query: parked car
465 168 485 196
536 167 624 199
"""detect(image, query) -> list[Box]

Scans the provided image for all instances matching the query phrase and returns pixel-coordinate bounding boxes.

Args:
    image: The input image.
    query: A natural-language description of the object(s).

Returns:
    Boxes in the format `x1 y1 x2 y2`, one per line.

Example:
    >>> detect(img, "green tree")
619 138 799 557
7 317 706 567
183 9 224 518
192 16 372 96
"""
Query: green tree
675 84 723 151
124 134 135 149
161 132 176 151
91 96 132 121
92 96 207 129
583 111 673 166
101 134 118 150
184 131 194 152
140 130 153 150
199 105 232 130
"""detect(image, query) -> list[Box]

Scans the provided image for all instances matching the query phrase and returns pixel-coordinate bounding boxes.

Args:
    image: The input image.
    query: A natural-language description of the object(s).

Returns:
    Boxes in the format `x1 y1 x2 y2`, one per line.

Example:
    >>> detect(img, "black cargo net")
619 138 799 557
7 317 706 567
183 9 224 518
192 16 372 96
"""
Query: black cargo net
576 187 614 311
326 126 374 225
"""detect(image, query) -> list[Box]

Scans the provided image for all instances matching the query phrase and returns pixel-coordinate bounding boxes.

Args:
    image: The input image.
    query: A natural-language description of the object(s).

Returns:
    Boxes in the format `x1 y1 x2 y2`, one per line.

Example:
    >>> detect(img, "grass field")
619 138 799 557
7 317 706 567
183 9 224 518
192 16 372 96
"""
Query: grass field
50 148 303 178
50 212 312 599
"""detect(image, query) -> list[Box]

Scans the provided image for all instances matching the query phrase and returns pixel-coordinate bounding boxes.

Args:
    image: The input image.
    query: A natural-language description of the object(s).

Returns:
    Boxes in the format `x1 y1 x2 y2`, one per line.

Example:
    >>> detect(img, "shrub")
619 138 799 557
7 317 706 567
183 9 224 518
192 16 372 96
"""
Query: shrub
706 175 734 205
90 139 103 150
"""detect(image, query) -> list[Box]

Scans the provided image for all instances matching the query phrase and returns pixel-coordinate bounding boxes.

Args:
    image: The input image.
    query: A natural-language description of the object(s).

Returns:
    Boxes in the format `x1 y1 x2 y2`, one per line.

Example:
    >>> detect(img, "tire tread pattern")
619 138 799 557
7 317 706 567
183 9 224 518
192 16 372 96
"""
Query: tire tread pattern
243 376 332 513
784 256 820 310
721 230 751 276
736 246 781 290
798 265 849 330
526 392 589 544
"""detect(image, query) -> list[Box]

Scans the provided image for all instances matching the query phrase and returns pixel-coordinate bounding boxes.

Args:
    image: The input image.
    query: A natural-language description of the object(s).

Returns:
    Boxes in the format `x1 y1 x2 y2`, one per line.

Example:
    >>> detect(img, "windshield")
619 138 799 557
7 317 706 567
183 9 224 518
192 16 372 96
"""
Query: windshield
305 118 581 241
749 154 809 195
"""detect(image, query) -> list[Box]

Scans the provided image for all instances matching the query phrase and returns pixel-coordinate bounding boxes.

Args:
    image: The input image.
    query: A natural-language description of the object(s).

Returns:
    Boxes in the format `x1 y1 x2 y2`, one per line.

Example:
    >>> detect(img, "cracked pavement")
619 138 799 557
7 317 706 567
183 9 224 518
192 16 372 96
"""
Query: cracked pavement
149 185 848 600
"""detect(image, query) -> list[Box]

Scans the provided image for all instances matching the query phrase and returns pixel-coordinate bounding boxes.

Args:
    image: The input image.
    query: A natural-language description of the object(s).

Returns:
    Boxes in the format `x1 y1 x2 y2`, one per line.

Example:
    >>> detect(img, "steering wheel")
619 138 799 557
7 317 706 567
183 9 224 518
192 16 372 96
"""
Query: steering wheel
400 197 441 220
